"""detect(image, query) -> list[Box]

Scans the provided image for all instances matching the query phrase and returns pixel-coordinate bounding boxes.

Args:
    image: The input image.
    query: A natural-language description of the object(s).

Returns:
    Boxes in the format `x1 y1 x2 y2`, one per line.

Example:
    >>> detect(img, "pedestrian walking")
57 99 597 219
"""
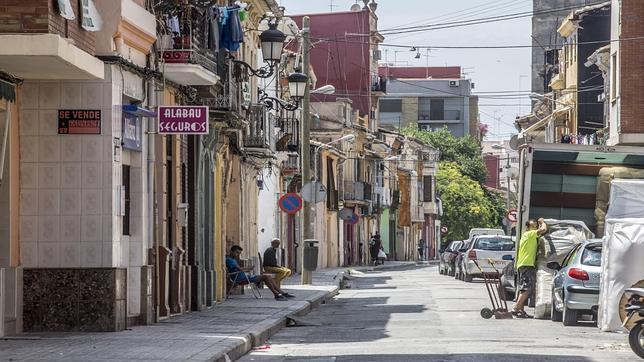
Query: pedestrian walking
370 234 382 265
417 238 426 261
512 218 548 318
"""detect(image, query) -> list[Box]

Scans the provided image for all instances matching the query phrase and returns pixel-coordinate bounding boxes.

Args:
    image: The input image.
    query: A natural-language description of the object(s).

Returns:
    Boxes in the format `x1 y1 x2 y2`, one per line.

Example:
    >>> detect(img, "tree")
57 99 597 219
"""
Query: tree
436 163 497 241
402 126 487 183
401 126 507 240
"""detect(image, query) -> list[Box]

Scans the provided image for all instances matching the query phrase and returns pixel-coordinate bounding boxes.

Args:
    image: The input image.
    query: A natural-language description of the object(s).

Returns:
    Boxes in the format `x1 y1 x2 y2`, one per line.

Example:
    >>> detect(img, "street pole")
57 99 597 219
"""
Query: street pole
301 16 313 285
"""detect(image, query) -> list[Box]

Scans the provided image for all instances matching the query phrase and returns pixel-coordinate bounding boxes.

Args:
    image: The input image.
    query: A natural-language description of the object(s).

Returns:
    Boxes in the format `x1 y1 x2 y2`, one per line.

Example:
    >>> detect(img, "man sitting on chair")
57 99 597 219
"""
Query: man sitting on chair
263 238 293 287
226 245 294 301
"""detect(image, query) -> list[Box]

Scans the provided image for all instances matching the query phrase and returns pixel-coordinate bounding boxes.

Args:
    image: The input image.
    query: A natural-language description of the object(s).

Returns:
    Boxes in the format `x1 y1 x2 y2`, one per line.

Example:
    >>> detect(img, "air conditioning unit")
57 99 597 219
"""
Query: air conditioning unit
449 80 459 87
373 49 382 61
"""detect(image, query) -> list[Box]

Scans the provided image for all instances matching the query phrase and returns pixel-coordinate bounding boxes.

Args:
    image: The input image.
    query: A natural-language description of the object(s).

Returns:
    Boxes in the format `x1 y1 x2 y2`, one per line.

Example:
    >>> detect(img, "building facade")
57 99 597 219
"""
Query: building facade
377 68 479 139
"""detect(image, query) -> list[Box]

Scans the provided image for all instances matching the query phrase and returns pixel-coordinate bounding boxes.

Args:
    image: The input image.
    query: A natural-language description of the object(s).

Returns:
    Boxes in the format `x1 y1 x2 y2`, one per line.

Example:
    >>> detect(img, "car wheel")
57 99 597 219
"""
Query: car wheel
562 298 578 326
439 266 444 275
551 290 562 322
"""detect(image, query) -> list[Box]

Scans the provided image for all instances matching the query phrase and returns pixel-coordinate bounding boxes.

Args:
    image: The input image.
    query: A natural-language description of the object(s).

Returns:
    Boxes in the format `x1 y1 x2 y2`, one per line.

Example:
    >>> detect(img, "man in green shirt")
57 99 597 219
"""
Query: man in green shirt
512 218 547 318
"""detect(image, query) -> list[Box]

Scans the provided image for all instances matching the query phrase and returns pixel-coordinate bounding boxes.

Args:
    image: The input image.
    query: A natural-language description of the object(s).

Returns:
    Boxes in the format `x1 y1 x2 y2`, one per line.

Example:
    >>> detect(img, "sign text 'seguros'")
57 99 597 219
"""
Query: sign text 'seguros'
158 106 208 135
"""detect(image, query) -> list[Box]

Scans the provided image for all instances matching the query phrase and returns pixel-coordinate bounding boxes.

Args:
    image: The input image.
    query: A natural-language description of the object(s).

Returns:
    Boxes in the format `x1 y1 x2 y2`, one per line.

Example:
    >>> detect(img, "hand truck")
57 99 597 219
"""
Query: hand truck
472 258 513 320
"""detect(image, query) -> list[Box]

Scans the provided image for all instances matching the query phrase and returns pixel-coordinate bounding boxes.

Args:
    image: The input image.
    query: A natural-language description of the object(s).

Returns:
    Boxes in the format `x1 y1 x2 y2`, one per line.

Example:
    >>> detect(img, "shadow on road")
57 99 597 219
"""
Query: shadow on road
247 353 596 361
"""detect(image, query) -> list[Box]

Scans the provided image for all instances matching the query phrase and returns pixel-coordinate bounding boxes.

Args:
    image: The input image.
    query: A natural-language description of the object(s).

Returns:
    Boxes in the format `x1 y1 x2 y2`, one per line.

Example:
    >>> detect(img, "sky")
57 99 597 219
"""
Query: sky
278 0 534 141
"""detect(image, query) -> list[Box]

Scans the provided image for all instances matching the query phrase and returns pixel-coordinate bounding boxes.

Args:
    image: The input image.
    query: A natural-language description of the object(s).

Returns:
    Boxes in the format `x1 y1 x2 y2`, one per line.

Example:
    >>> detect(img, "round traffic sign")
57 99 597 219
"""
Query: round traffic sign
347 213 360 225
301 181 327 203
507 209 518 223
338 208 354 221
279 193 303 215
440 226 448 235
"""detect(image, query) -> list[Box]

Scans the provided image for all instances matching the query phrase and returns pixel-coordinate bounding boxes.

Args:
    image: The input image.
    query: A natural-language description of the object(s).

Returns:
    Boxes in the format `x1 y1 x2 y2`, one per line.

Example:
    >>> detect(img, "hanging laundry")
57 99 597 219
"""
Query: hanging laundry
204 7 220 52
167 15 180 36
219 6 244 51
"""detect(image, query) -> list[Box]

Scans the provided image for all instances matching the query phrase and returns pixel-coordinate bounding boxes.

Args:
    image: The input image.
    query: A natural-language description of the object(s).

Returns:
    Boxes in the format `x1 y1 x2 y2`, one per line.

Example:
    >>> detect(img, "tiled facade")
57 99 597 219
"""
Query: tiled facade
18 65 150 331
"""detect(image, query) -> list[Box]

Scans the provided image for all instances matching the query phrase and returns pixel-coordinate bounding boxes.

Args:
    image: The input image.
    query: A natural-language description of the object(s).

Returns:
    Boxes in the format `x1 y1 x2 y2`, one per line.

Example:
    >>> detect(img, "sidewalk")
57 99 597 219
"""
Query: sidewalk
0 263 417 362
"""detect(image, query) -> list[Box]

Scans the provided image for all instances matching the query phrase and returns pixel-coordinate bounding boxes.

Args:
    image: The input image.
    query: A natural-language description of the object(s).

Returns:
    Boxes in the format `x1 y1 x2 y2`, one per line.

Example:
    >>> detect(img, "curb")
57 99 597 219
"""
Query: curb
210 286 340 362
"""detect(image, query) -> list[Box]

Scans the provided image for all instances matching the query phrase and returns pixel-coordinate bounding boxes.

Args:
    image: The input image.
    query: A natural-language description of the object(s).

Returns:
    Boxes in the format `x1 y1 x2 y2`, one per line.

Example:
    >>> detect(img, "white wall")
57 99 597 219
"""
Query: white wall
256 165 279 257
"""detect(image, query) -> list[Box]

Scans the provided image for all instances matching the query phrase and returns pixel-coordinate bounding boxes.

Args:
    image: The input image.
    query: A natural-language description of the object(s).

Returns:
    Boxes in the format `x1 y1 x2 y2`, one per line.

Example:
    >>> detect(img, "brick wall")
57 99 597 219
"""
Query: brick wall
619 0 644 133
0 0 95 55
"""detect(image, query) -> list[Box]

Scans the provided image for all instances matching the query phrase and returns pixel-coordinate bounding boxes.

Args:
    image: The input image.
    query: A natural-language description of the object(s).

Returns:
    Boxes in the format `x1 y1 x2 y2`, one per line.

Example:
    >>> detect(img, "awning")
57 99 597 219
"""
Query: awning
123 105 156 117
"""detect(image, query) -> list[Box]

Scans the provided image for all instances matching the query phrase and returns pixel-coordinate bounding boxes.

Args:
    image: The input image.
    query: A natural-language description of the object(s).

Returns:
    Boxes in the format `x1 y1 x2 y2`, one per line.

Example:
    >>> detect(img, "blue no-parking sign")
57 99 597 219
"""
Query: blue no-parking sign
279 193 303 215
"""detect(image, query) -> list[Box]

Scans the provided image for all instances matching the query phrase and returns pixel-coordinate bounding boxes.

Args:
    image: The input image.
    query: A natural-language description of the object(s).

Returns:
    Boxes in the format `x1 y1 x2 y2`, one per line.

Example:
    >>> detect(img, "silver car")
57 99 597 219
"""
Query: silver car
549 239 602 326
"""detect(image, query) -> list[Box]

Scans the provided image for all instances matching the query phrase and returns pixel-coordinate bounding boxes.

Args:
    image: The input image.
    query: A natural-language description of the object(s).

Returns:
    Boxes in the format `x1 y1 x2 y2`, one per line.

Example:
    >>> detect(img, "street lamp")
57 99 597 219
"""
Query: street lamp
260 72 309 111
233 22 286 78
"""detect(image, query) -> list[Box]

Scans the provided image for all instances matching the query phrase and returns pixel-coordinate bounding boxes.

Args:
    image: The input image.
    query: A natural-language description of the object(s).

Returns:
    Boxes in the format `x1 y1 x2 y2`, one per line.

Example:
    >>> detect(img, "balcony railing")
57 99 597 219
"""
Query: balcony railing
371 76 387 93
244 104 273 149
202 53 241 113
160 49 217 75
282 154 299 173
343 181 373 202
276 115 300 152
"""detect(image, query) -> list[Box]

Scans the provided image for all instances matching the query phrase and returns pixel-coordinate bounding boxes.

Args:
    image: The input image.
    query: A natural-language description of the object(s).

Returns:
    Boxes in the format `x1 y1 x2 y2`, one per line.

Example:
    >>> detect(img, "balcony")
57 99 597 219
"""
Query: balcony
276 115 300 152
0 1 103 79
343 181 373 203
244 104 274 150
418 110 461 122
371 76 387 94
202 53 241 114
282 154 299 174
157 4 218 86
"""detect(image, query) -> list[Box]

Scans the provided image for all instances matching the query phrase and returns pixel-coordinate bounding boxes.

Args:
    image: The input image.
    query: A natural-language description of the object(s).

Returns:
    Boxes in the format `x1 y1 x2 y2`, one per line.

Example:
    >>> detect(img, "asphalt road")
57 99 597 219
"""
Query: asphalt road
240 264 633 362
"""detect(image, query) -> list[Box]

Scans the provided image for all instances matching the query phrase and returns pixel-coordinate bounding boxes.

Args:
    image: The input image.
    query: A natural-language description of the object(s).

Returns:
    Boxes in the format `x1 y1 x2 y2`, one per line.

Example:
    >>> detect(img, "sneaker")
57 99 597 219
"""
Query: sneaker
282 293 296 298
274 294 288 301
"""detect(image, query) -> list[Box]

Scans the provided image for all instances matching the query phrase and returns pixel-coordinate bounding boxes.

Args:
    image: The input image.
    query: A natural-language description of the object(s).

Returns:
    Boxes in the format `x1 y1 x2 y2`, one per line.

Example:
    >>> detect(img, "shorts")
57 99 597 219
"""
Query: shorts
233 273 259 284
518 266 536 293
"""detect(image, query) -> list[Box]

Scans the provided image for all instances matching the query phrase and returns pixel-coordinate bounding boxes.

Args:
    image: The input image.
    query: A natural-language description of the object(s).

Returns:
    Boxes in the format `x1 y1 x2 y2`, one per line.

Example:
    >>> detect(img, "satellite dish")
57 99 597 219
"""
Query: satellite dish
279 18 300 37
509 135 520 150
350 4 361 11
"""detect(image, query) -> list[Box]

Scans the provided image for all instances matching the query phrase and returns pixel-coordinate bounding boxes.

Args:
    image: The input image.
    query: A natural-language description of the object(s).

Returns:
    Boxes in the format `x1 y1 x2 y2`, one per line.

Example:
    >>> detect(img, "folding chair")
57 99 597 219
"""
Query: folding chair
257 252 278 287
226 271 262 299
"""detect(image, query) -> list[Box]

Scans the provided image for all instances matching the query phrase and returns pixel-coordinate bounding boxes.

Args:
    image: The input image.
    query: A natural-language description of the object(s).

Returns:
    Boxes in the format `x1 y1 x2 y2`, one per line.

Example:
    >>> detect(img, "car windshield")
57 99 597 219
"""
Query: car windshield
581 245 602 266
473 238 515 251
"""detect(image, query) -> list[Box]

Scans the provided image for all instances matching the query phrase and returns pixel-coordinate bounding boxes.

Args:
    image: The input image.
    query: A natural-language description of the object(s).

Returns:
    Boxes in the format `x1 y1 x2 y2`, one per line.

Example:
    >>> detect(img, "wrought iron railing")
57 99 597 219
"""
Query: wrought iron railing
275 115 300 152
244 104 273 149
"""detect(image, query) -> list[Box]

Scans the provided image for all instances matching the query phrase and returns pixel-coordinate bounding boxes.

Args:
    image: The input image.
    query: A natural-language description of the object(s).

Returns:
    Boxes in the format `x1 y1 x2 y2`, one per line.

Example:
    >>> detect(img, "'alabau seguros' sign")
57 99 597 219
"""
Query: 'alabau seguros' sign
158 106 208 135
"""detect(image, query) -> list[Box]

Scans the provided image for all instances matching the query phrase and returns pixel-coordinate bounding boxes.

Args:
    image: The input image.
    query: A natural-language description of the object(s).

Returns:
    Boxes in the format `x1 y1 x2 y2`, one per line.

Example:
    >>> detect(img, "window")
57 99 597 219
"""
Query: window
581 244 602 266
430 99 445 120
379 99 402 113
423 176 433 202
122 165 131 236
473 237 515 251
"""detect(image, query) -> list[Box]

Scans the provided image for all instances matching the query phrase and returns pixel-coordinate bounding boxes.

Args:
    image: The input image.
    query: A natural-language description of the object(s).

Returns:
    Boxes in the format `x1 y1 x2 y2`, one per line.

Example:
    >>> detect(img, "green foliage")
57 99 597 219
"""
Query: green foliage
402 126 507 240
402 126 487 183
436 163 498 240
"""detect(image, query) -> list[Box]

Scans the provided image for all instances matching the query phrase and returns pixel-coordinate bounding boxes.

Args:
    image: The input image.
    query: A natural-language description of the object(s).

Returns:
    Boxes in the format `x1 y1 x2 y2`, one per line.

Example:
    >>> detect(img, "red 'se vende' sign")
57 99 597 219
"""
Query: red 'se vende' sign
158 106 208 135
58 109 101 134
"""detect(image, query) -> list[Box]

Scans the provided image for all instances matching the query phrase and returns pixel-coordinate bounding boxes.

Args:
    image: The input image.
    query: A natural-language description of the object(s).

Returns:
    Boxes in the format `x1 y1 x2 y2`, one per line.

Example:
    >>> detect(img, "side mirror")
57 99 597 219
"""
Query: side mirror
502 255 514 261
547 261 562 270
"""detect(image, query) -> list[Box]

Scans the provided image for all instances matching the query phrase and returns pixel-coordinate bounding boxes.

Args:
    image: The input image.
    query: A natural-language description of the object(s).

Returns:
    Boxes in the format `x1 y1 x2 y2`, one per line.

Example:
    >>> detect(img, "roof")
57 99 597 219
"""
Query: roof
379 66 462 79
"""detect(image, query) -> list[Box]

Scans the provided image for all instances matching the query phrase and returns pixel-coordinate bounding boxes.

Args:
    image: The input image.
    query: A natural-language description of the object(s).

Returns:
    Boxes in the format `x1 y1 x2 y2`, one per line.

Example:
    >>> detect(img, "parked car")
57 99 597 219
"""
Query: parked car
548 239 602 326
458 235 515 282
468 228 505 239
439 240 463 276
454 240 472 281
